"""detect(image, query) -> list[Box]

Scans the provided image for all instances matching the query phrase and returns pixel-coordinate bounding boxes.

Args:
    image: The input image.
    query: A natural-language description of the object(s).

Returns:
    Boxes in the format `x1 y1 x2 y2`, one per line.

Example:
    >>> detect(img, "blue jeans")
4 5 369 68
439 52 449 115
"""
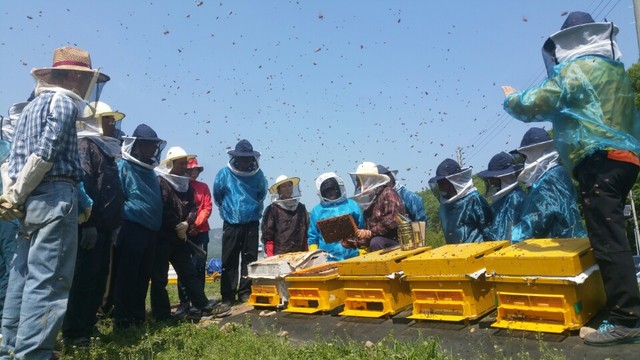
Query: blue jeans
0 220 18 320
0 182 78 360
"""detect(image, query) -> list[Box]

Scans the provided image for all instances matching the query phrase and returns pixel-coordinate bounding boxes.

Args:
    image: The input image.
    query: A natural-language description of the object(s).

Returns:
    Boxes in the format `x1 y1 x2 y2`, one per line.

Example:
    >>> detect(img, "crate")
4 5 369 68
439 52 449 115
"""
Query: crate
488 265 606 333
336 246 429 276
484 238 596 277
402 241 509 322
339 274 413 318
248 250 330 307
284 263 345 314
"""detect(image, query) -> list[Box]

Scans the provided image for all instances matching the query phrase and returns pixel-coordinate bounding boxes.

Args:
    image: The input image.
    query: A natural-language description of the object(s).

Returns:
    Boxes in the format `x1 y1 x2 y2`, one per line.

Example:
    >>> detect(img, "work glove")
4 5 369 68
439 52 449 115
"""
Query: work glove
264 240 274 257
78 206 92 224
175 221 189 241
0 196 24 221
308 243 318 252
80 227 98 250
4 153 53 207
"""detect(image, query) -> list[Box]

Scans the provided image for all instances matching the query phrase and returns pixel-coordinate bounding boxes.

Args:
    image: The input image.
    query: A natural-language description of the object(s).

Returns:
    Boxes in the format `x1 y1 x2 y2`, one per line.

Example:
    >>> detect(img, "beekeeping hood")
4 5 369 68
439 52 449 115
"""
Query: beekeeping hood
428 159 475 204
269 175 301 211
349 162 390 211
316 172 347 205
121 124 167 170
542 12 620 76
77 101 124 158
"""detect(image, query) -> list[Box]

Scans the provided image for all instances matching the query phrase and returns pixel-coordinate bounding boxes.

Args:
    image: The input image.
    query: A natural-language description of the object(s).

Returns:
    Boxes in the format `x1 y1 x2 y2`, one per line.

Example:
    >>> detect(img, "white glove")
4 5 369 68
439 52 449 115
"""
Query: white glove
80 227 98 250
175 221 188 241
5 153 53 206
78 206 92 224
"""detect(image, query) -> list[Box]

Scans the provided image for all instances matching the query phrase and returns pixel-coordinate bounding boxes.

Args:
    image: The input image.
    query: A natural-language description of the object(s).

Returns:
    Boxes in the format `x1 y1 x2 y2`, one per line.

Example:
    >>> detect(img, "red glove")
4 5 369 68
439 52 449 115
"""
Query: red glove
265 241 274 257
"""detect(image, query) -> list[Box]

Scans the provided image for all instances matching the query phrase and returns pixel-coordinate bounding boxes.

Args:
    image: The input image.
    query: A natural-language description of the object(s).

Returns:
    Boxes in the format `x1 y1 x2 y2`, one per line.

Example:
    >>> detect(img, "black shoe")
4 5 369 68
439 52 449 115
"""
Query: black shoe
239 294 251 303
173 303 190 318
202 301 232 318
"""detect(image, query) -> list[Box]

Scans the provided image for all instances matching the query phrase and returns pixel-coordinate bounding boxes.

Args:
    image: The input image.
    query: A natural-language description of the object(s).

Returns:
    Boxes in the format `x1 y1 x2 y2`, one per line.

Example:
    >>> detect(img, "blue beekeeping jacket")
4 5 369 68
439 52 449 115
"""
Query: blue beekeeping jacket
511 166 586 243
439 190 493 244
213 166 268 224
396 185 428 224
504 55 640 173
117 159 163 231
487 187 526 241
308 198 364 261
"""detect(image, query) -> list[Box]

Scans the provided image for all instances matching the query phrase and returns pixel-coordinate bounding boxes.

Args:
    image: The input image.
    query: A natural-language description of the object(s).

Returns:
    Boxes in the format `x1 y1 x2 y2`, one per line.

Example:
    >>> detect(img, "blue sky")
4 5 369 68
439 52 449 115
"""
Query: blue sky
1 1 639 228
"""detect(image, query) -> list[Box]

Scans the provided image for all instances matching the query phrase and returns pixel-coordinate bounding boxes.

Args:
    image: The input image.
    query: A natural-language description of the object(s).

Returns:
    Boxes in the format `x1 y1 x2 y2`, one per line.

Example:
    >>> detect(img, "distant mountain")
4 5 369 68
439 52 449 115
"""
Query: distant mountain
207 228 223 258
206 228 264 260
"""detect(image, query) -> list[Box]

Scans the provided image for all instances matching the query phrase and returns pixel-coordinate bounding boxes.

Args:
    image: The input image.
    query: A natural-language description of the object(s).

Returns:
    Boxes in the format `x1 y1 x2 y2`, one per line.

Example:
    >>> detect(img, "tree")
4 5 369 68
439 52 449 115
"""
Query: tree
628 62 640 111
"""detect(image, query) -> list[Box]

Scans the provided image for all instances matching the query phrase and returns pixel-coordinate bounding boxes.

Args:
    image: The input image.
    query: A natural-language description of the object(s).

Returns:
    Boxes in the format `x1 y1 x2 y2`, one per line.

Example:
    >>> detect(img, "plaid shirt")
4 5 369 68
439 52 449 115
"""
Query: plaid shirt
8 90 83 181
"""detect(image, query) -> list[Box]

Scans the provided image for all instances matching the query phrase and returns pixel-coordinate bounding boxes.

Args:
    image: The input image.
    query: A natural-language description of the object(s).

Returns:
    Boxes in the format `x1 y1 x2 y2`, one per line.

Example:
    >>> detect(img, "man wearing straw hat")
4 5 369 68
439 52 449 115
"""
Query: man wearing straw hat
0 46 108 359
62 101 126 347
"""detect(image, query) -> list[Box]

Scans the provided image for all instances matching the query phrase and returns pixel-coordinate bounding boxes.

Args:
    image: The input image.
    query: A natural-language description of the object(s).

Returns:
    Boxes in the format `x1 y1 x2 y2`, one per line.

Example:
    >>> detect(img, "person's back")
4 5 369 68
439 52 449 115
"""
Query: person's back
438 190 492 244
511 165 586 242
508 128 586 243
488 187 525 241
502 13 640 344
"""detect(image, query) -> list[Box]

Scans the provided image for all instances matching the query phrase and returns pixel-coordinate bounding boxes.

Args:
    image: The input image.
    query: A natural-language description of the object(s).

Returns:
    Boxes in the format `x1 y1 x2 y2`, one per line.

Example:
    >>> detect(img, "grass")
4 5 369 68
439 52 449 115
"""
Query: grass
57 282 568 360
58 281 452 360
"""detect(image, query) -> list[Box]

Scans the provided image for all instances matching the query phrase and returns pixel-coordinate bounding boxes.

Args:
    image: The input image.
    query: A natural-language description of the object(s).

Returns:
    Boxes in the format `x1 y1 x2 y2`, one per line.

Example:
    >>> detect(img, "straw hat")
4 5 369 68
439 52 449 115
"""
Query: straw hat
269 175 300 194
32 46 110 83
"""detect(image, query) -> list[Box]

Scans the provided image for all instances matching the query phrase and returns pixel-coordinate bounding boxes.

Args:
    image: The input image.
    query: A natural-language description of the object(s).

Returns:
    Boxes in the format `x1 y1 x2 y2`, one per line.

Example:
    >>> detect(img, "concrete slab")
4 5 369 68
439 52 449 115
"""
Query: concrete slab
220 306 637 359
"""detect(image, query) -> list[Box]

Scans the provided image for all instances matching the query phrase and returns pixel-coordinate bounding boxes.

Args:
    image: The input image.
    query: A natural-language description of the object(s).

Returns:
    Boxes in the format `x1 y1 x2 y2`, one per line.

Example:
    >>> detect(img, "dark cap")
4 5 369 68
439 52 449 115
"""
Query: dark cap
561 11 595 30
227 139 260 157
519 127 552 148
430 158 462 182
477 152 523 179
132 123 163 142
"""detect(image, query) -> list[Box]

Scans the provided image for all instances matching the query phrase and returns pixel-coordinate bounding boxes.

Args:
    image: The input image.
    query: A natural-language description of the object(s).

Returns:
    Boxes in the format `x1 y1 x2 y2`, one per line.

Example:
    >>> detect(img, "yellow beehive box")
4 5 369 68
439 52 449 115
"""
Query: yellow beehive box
402 242 508 322
488 265 606 333
484 238 596 277
248 250 330 308
402 241 509 276
405 275 495 322
284 263 345 314
339 274 412 318
337 246 429 276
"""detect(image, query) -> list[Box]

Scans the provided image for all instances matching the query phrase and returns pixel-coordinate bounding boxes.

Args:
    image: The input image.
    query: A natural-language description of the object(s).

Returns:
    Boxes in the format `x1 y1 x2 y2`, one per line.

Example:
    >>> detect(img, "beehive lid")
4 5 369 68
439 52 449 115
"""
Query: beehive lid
484 238 596 277
248 250 329 279
402 241 509 276
336 246 429 276
285 262 339 281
